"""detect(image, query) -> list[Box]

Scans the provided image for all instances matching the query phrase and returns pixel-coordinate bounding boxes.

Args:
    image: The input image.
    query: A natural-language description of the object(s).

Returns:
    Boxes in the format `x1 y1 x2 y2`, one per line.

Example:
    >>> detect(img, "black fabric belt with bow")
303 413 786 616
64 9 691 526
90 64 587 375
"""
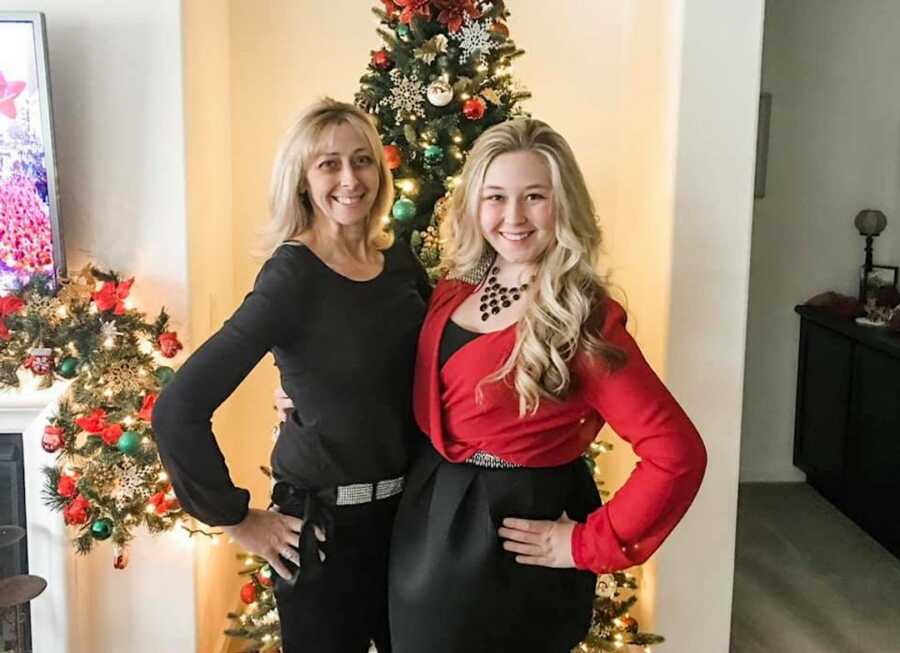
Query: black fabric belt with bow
269 481 336 587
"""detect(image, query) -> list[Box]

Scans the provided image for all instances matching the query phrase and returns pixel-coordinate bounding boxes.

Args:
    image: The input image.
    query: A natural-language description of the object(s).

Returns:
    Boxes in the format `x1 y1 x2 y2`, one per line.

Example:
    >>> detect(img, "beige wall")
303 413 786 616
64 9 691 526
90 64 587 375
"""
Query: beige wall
181 2 239 652
742 0 900 482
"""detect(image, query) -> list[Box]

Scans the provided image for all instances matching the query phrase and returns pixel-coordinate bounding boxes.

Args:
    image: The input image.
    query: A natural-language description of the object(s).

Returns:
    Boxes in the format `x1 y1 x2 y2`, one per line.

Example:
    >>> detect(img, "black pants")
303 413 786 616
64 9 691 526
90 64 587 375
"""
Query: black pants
273 492 399 653
389 446 601 653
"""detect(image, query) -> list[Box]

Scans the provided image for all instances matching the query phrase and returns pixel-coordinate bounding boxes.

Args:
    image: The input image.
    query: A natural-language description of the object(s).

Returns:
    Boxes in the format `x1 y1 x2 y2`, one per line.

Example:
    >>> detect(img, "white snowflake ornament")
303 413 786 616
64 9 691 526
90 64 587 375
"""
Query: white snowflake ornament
380 68 427 118
451 16 495 64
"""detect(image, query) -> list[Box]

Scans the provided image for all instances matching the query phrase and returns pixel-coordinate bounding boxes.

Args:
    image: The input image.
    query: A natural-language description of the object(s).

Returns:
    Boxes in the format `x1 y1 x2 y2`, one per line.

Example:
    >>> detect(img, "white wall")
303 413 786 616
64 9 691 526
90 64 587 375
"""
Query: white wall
0 1 195 651
659 0 765 649
741 0 900 482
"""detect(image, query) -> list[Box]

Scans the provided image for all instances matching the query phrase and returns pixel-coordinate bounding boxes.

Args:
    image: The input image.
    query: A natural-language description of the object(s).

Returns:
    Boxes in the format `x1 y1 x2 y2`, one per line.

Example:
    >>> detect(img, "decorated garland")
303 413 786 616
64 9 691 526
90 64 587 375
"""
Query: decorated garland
0 263 186 568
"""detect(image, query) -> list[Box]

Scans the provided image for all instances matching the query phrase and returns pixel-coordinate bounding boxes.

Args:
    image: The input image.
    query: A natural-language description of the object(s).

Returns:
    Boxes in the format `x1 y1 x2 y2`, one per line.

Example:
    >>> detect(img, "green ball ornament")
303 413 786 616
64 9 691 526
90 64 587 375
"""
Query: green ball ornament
424 145 445 165
58 357 80 379
396 24 411 40
392 198 417 223
91 518 113 540
117 430 142 455
155 366 176 386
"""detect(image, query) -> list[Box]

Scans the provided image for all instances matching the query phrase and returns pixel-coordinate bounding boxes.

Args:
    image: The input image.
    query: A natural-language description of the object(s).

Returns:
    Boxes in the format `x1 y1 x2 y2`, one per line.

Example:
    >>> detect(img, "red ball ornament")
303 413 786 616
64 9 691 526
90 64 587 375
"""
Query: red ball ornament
619 615 639 634
371 49 393 71
113 544 130 570
240 581 258 604
41 425 65 453
158 331 183 358
462 97 487 121
384 144 403 170
490 21 510 37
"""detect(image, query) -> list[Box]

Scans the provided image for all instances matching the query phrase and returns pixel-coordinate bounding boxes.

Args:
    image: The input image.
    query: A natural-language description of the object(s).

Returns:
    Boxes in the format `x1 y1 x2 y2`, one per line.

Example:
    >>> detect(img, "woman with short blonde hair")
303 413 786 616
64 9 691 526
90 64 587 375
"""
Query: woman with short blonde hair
154 98 429 653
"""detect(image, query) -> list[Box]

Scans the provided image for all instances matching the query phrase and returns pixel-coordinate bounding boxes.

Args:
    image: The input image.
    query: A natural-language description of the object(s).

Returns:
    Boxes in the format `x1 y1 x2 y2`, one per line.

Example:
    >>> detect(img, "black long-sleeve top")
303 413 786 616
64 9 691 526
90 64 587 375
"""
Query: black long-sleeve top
152 240 428 526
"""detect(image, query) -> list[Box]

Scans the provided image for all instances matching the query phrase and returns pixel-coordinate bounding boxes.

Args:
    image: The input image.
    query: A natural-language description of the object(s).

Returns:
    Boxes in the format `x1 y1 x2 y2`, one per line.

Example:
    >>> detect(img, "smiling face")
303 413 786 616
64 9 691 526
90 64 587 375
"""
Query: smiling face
304 121 381 230
478 150 556 268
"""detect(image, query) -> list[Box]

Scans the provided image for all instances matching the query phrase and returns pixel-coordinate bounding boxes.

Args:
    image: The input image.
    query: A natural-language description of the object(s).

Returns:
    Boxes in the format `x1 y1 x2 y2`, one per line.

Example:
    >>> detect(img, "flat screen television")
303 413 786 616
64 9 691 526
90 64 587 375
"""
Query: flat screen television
0 12 64 292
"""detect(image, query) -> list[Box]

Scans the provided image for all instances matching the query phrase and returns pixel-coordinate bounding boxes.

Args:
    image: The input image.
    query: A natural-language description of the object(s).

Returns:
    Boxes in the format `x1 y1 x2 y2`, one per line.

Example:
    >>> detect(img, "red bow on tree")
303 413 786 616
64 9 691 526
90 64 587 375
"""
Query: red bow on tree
63 494 91 525
0 295 24 341
433 0 479 32
75 408 108 434
92 278 134 315
395 0 431 24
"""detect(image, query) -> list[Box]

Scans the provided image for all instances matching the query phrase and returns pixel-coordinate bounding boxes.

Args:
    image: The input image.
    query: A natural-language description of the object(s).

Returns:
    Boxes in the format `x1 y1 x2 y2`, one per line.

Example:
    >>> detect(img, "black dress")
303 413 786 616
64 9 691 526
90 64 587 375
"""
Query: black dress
388 319 602 653
153 239 428 653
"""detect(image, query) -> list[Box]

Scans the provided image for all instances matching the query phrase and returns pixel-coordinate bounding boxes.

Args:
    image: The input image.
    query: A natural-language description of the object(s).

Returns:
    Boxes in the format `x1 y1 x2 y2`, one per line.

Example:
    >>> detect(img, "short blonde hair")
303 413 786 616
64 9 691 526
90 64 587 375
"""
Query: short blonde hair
258 98 394 256
441 118 625 414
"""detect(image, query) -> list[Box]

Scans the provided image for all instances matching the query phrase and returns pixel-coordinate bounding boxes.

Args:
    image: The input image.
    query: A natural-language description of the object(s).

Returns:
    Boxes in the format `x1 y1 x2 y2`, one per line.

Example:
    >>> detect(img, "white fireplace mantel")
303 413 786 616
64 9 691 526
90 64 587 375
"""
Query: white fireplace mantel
2 380 72 653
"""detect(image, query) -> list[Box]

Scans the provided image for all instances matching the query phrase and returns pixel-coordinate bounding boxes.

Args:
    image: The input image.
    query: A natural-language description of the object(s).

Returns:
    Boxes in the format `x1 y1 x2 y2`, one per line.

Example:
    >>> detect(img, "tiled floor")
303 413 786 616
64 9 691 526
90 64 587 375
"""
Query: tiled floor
731 483 900 653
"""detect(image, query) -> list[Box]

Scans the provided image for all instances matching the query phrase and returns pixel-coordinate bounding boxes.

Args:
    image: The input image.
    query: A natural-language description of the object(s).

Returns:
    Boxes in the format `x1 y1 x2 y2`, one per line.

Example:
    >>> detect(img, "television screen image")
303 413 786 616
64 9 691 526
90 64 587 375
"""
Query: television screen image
0 13 63 294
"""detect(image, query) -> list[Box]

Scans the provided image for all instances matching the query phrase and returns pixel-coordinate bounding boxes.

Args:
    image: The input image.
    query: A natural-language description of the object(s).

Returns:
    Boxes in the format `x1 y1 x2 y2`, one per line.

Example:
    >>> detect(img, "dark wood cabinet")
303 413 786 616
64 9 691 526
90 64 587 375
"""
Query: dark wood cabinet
794 306 900 558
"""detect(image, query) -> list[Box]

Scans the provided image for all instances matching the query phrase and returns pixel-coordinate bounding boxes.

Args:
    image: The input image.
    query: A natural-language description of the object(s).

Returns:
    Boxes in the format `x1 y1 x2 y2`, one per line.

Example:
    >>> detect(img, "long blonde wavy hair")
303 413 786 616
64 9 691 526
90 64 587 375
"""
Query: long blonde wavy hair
257 98 394 256
441 119 626 415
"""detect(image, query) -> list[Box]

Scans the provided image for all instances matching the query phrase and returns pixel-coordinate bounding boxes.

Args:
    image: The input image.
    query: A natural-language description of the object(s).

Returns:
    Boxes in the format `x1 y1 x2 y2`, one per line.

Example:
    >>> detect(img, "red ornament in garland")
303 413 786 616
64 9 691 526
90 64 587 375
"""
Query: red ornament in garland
100 423 123 447
462 96 487 121
384 144 403 170
91 278 134 315
57 474 78 499
75 408 108 434
41 425 65 453
240 581 258 604
0 295 24 341
158 331 183 358
371 49 394 71
63 494 91 525
24 347 54 375
149 486 179 516
138 393 157 422
113 544 130 570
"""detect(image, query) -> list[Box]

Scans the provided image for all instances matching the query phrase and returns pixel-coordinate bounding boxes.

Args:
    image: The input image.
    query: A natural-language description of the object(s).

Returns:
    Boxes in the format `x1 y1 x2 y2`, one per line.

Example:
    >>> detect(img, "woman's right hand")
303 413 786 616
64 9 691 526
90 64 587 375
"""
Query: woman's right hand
273 386 295 423
222 508 304 580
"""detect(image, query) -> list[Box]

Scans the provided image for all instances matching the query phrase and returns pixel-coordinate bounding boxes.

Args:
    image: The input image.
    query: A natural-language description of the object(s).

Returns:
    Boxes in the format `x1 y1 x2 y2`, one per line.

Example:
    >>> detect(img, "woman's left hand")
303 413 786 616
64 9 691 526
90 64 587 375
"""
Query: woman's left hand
498 512 577 568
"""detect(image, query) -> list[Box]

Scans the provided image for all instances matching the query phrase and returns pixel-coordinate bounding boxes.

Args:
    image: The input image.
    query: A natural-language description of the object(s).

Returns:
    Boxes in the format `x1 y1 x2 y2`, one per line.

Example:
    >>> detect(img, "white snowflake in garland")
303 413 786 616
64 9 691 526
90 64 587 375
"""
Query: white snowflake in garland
380 68 426 118
101 358 148 395
100 320 121 342
451 16 495 64
113 458 153 511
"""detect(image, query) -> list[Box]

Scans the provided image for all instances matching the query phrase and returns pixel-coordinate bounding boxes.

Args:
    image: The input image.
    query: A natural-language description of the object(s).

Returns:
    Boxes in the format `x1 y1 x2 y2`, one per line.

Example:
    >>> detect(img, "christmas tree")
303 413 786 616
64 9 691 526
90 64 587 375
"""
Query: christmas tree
355 0 530 277
226 2 664 650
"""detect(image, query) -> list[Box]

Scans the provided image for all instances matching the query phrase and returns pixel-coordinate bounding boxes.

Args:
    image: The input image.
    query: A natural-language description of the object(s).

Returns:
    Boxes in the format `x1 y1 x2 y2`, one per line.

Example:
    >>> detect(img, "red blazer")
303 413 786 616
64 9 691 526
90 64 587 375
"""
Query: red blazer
413 278 707 573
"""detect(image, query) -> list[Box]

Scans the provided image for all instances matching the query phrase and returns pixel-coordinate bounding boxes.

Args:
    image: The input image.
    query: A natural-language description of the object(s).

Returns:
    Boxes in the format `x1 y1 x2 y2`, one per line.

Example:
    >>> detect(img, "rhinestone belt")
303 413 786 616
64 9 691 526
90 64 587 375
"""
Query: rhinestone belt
464 450 523 469
335 476 405 505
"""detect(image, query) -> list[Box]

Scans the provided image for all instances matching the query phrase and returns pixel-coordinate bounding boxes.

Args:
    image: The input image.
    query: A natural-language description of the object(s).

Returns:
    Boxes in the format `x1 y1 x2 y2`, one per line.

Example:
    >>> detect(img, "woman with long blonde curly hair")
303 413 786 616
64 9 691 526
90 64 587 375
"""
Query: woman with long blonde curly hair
388 118 707 652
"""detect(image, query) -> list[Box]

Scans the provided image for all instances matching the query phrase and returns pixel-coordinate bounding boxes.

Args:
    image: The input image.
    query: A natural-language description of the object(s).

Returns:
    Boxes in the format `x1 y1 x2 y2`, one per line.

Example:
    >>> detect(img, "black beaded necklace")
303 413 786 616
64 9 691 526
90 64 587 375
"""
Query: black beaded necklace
478 264 533 322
